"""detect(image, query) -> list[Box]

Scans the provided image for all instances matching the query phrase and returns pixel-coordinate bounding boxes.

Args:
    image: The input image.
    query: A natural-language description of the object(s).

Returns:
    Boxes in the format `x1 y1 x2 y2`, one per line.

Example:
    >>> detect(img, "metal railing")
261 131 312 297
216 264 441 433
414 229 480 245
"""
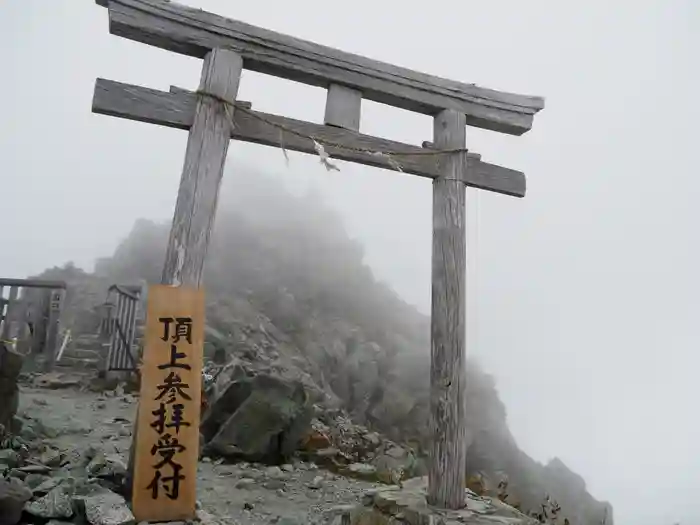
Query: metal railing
100 284 142 372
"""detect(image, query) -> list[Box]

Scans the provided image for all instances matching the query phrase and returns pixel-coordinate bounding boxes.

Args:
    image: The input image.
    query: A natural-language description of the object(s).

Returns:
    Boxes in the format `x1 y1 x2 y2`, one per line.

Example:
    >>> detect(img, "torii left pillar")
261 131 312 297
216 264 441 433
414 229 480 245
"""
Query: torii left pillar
126 48 243 506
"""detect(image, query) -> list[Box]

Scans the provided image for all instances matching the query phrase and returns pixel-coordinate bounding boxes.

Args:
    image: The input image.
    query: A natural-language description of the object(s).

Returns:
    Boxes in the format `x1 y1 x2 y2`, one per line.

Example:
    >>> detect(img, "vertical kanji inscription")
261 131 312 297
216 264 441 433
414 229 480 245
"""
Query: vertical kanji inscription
132 285 204 522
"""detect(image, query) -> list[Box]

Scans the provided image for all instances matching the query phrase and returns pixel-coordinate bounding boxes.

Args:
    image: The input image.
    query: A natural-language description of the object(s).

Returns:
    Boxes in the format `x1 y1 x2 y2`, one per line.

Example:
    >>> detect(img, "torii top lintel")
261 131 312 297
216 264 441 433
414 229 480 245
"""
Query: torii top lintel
95 0 544 136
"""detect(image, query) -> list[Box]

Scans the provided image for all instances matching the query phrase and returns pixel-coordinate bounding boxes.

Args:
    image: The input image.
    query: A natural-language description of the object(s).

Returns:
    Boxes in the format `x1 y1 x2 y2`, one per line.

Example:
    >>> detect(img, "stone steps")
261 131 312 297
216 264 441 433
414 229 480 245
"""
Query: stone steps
61 347 102 360
54 334 107 371
55 326 145 372
71 336 104 350
55 356 101 370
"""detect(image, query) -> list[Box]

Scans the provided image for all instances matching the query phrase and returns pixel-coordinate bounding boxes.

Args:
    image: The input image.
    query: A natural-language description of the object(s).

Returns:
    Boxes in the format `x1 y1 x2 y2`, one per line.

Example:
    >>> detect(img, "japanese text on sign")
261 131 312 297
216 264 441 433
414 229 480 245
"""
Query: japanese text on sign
147 317 193 500
132 286 204 522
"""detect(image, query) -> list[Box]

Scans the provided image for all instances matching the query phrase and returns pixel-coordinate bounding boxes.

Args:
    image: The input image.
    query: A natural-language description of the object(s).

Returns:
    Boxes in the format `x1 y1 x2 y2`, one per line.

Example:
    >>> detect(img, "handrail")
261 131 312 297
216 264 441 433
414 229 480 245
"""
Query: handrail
55 329 72 362
114 318 138 370
108 284 141 301
0 278 67 289
102 282 142 373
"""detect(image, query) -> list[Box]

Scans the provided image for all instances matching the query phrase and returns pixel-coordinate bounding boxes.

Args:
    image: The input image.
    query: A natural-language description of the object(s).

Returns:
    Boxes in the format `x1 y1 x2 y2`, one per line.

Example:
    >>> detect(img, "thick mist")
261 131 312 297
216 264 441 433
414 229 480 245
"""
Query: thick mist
35 170 611 522
2 1 699 524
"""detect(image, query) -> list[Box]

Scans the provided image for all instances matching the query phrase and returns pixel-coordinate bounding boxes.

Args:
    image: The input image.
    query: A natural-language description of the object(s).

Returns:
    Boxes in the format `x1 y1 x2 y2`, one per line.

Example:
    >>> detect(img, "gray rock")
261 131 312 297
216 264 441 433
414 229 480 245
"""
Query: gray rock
373 445 416 484
9 416 23 435
345 462 377 481
33 373 82 390
83 490 135 525
313 447 340 459
384 445 406 459
360 477 538 525
324 504 356 525
204 373 313 463
0 344 22 431
364 432 381 447
38 446 64 467
328 516 352 525
265 466 285 479
0 449 21 468
23 472 50 489
18 422 39 441
63 444 100 470
0 477 32 525
308 475 324 489
200 364 253 437
263 479 286 490
24 480 74 519
276 519 301 525
32 476 63 494
86 451 128 481
18 464 52 474
195 509 218 524
236 478 255 489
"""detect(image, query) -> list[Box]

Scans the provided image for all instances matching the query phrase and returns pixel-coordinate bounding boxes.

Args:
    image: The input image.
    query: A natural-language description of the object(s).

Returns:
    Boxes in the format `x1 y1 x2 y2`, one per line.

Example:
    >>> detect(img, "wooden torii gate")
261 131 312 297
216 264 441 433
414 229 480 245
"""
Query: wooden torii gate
92 0 544 511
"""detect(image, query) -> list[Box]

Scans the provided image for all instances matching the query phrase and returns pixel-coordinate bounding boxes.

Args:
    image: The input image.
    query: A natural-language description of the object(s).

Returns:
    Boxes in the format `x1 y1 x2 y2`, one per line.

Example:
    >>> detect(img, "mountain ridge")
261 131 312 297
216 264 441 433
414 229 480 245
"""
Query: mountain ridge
31 168 612 525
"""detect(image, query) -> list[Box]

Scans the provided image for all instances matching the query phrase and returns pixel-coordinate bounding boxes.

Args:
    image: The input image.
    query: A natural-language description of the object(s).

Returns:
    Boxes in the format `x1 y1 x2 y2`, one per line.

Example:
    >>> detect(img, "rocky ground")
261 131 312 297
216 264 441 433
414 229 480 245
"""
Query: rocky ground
0 372 541 525
24 176 613 525
1 375 381 525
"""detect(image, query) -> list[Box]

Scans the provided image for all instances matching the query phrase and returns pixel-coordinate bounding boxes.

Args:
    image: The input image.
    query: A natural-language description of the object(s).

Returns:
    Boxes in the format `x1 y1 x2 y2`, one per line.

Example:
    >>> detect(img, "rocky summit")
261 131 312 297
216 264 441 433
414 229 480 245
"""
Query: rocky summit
17 171 612 524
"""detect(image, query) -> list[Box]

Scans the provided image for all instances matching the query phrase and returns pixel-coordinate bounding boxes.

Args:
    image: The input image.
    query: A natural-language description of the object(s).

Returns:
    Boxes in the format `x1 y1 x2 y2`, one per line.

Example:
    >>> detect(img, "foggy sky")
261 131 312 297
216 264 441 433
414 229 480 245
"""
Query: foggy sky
2 1 698 524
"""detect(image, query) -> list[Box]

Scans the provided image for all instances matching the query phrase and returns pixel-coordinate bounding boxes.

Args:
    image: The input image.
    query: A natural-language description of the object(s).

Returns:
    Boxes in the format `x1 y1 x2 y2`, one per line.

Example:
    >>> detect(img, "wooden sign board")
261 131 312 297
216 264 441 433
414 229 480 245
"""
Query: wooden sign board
132 285 205 522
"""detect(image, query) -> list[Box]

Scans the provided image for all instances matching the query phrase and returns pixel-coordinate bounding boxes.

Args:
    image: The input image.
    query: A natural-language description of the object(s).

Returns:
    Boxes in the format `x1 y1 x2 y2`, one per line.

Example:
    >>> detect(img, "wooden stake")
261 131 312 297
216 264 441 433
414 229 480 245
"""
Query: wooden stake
44 289 64 371
0 286 19 342
428 108 468 509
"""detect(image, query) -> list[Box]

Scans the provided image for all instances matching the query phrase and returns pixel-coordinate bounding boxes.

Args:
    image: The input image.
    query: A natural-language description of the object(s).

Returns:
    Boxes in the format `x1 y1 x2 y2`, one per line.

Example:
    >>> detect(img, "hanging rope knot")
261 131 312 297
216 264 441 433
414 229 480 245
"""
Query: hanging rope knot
194 89 470 174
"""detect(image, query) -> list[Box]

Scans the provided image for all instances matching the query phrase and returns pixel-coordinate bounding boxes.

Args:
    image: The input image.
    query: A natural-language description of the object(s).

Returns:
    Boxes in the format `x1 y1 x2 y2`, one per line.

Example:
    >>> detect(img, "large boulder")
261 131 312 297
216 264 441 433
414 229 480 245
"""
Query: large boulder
0 343 23 431
0 477 32 525
201 372 313 464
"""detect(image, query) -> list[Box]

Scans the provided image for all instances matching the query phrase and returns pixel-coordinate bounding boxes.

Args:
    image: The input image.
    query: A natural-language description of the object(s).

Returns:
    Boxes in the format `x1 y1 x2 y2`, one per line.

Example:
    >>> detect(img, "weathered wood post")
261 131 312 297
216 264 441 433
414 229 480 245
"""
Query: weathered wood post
0 286 20 343
44 288 64 371
428 109 468 507
160 48 243 287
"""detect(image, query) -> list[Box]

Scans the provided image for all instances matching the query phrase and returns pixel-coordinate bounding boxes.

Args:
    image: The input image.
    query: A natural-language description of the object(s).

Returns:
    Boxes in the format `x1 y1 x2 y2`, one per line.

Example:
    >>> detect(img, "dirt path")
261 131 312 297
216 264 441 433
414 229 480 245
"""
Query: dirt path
17 384 378 524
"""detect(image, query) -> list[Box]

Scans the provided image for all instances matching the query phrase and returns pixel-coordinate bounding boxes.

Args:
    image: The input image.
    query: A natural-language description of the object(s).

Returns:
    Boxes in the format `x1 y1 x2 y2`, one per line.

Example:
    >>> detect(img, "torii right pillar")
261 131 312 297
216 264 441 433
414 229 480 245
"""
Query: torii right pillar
428 108 470 508
427 100 543 509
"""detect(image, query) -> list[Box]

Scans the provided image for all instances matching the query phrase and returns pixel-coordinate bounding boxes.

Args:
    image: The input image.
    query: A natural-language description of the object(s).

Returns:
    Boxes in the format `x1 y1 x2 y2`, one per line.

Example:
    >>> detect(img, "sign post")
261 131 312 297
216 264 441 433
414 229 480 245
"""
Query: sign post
132 285 205 522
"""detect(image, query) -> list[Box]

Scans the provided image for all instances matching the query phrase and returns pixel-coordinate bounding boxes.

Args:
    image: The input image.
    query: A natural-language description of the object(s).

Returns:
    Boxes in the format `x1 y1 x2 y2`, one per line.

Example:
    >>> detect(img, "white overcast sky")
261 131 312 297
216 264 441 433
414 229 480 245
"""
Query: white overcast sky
2 1 698 524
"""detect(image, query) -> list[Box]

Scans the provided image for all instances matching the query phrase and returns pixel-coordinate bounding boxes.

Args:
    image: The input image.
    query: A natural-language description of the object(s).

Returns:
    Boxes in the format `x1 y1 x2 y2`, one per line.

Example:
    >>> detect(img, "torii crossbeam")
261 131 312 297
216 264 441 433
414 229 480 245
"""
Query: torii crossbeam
92 0 544 520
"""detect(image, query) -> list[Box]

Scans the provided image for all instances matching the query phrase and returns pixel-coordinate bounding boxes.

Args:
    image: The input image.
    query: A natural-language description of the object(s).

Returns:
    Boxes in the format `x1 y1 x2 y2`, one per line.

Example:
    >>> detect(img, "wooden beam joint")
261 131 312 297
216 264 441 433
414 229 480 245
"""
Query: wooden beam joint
324 84 362 132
